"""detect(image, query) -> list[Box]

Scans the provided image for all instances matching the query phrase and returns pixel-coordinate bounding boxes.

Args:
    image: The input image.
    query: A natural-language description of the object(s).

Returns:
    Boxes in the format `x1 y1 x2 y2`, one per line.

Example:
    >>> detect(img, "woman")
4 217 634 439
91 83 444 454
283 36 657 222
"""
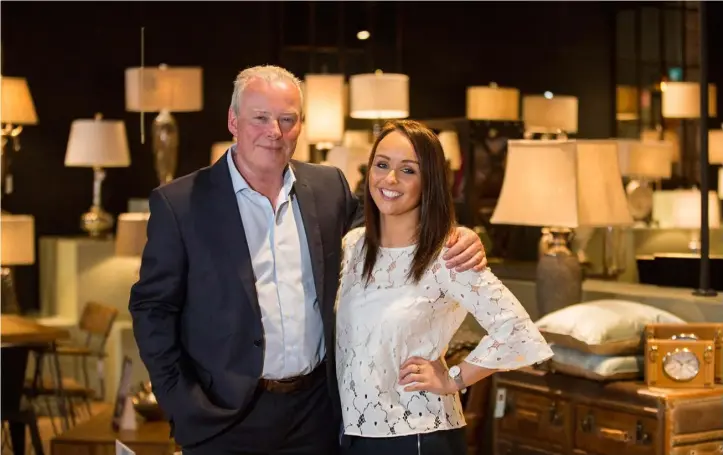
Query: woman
335 120 553 454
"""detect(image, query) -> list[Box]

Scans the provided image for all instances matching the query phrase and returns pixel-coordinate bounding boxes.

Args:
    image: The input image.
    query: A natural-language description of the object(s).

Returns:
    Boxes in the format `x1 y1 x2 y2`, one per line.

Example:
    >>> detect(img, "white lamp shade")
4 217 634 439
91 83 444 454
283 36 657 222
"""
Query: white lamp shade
616 85 639 121
349 73 409 119
304 74 345 144
617 140 673 178
1 77 38 125
709 129 723 165
115 212 149 257
294 125 311 162
125 66 203 112
1 214 35 265
662 82 717 118
671 190 720 228
326 145 369 189
64 117 131 167
437 130 462 171
466 85 520 121
641 128 680 162
522 95 578 133
211 141 234 165
491 139 632 228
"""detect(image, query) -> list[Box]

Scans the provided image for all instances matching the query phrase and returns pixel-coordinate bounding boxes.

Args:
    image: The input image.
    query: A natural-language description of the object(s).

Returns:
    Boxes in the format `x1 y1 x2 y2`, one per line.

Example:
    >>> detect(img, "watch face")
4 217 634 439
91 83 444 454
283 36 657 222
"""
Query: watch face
448 366 461 378
662 349 700 382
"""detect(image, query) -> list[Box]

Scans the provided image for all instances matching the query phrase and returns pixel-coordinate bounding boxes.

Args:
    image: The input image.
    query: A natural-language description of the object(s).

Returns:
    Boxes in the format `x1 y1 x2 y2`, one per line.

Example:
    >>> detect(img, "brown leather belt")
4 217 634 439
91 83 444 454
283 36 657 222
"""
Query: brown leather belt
258 361 326 394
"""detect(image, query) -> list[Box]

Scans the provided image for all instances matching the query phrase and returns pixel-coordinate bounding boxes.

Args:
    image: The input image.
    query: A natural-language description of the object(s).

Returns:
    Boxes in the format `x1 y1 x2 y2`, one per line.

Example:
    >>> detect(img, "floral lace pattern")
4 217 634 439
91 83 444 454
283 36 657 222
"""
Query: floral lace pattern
335 228 553 437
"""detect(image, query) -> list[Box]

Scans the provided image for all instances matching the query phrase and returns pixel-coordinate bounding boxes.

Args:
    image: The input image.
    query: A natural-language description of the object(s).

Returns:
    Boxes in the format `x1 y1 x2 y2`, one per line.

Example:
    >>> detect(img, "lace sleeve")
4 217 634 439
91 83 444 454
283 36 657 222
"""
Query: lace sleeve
433 256 553 370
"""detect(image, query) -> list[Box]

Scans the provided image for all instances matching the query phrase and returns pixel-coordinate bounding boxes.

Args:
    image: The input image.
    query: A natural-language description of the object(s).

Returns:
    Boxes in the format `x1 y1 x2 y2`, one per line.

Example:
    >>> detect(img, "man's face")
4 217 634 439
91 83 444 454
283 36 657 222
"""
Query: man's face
228 77 302 175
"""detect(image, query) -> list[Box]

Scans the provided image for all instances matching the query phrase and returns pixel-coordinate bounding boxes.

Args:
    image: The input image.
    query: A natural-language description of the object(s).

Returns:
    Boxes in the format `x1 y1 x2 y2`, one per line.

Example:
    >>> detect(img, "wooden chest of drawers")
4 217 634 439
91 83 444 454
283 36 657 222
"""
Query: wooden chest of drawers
492 368 723 455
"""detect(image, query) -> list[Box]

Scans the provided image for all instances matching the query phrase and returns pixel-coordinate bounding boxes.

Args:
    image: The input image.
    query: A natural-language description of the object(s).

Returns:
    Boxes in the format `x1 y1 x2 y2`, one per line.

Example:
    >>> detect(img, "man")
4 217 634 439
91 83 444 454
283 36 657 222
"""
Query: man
129 65 486 455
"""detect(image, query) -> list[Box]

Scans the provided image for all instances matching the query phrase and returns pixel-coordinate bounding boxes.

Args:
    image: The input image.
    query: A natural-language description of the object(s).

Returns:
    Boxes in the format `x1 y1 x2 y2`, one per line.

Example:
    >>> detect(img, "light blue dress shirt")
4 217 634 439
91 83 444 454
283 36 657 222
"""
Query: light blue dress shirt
226 147 324 379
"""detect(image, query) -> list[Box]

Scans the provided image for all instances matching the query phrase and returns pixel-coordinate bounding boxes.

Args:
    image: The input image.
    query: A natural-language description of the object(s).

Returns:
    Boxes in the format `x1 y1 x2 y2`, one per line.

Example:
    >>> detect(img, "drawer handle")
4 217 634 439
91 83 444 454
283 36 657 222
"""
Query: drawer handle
600 428 630 443
516 409 539 422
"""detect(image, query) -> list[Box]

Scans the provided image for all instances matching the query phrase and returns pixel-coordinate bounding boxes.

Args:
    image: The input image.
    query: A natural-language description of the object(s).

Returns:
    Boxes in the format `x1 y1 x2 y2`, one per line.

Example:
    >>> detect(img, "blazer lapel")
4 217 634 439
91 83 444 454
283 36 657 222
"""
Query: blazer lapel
197 153 261 319
292 165 326 309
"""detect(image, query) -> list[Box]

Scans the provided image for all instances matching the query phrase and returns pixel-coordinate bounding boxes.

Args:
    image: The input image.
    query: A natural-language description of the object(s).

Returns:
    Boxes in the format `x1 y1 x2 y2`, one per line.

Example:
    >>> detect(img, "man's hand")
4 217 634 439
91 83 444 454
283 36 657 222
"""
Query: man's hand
443 226 487 272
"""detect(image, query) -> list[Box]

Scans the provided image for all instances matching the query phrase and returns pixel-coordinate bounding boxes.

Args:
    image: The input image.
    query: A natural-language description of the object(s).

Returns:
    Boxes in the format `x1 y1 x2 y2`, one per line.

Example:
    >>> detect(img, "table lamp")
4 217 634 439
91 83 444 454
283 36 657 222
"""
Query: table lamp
522 93 578 139
466 84 520 121
65 114 130 237
1 213 35 314
115 212 149 257
671 190 720 253
305 74 344 162
617 140 674 224
1 76 38 195
125 65 203 184
491 139 633 316
350 72 409 137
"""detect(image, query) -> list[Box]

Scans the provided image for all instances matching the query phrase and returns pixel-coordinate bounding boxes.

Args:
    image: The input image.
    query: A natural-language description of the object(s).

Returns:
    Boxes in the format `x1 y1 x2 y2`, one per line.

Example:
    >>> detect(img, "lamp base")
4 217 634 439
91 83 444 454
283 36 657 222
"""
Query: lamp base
536 228 582 317
80 205 114 237
152 110 179 185
1 266 21 314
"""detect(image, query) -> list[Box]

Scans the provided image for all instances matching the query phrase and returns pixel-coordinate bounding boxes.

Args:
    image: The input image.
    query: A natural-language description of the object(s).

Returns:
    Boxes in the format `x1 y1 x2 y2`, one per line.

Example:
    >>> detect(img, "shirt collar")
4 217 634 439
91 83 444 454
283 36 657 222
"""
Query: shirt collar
226 143 296 196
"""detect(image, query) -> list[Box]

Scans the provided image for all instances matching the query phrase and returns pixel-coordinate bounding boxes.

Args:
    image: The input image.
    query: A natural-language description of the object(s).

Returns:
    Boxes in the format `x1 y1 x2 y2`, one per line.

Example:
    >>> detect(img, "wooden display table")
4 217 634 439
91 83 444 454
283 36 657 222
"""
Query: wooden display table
51 410 177 455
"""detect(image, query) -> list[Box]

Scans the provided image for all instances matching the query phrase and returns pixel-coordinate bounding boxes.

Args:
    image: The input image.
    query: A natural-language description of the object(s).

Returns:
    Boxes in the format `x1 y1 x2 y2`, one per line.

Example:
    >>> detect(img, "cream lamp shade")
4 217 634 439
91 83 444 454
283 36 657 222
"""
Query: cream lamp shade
671 190 720 228
491 140 633 228
304 74 344 144
349 73 409 119
343 130 373 150
1 77 38 125
616 85 639 121
115 212 150 257
125 66 203 112
64 116 131 167
326 145 369 188
294 125 311 162
437 130 462 171
1 214 35 265
466 85 520 121
661 82 717 118
522 94 578 133
641 128 680 162
709 129 723 164
211 141 234 165
617 140 673 179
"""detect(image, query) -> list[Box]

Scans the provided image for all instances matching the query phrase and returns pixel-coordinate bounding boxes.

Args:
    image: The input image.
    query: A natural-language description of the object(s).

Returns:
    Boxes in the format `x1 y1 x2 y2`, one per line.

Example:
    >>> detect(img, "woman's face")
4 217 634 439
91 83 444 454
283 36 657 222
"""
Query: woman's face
368 131 422 218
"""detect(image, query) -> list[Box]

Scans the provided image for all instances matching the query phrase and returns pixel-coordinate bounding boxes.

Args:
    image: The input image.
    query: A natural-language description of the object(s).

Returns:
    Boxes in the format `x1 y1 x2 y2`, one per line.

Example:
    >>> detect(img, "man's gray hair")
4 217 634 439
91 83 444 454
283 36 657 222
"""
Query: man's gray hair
230 65 304 116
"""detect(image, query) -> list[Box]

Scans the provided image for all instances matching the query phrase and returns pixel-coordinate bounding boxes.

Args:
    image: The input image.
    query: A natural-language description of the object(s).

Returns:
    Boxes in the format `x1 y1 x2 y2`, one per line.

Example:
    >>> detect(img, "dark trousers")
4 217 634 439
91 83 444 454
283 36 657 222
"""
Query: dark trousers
342 428 466 455
182 374 339 455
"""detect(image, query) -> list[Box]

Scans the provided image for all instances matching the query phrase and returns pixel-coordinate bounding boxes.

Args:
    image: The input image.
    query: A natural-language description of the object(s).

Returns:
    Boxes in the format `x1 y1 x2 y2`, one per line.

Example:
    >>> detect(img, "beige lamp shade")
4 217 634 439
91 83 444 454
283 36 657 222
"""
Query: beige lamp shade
294 125 311 162
349 73 409 119
211 141 234 165
671 190 720 228
304 74 345 144
125 66 203 113
641 128 680 162
616 85 639 121
64 116 131 167
709 129 723 164
326 145 369 188
522 94 578 133
1 77 38 125
491 139 632 228
466 85 520 121
437 130 462 171
115 212 150 257
1 214 35 265
343 130 373 150
661 82 717 118
617 140 673 179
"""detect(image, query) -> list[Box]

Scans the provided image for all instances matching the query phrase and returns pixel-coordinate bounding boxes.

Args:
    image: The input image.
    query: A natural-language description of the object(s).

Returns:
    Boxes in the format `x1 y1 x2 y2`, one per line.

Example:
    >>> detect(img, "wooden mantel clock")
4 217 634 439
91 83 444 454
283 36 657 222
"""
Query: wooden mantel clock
644 323 722 388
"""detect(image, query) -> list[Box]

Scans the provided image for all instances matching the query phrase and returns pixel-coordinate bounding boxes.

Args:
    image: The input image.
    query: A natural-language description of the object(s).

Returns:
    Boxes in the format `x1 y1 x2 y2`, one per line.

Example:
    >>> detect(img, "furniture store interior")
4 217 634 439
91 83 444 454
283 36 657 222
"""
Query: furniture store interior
2 2 723 455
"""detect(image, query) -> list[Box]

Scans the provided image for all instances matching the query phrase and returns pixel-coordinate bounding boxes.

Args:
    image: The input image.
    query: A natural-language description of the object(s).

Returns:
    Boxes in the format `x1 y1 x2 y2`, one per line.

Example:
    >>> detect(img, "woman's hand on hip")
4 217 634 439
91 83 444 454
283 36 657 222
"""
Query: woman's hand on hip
398 356 457 395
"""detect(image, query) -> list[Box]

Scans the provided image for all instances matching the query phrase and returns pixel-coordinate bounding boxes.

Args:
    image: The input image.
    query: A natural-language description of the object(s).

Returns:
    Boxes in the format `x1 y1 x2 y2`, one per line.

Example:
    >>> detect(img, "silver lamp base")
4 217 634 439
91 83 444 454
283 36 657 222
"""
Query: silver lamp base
152 110 179 185
536 228 583 317
1 266 21 314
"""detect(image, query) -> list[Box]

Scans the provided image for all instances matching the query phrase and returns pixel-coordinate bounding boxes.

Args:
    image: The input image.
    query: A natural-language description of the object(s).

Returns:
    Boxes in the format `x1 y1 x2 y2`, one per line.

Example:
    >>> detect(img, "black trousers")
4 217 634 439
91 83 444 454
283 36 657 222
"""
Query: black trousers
182 373 339 455
341 428 466 455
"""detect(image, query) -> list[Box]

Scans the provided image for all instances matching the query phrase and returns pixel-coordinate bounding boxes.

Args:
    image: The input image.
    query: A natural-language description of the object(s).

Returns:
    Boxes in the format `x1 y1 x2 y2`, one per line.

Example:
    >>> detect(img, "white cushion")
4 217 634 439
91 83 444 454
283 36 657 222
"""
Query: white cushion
548 344 643 381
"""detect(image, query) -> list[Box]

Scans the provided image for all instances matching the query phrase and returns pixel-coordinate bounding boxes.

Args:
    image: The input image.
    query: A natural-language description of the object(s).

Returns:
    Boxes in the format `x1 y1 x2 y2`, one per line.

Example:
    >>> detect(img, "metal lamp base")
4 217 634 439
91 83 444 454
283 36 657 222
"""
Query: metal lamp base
1 266 21 314
152 110 179 185
536 228 583 317
80 205 114 237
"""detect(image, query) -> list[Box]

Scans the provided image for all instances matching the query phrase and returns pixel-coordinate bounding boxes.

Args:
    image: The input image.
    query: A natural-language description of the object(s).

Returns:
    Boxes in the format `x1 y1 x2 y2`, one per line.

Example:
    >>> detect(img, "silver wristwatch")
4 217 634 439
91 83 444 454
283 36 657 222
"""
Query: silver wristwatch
448 365 466 392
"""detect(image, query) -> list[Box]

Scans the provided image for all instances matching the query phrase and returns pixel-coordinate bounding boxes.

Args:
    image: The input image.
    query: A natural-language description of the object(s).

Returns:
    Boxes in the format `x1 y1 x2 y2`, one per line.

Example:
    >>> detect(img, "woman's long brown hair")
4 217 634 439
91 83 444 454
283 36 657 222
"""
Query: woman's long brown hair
362 120 455 285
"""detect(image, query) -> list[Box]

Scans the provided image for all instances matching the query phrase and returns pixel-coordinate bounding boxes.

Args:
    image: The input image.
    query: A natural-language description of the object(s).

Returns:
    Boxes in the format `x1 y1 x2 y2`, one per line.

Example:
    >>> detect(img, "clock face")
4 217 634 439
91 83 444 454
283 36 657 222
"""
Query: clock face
662 349 700 382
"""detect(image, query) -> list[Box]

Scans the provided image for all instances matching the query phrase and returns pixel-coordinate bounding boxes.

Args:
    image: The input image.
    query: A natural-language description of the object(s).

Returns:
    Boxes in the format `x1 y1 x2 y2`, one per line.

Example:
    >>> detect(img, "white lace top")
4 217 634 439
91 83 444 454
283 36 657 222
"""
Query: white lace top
335 228 553 438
